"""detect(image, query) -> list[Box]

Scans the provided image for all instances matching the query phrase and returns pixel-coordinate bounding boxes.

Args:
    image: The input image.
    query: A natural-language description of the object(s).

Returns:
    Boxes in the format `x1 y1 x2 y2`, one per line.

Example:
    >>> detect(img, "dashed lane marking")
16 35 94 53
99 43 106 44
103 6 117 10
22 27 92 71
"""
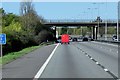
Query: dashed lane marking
75 45 119 80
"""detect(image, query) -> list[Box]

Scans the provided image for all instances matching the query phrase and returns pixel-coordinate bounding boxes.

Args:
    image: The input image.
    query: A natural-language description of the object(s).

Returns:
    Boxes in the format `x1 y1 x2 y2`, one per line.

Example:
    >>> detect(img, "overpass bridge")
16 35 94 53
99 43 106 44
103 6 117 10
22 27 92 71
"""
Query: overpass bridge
42 19 118 40
43 19 117 26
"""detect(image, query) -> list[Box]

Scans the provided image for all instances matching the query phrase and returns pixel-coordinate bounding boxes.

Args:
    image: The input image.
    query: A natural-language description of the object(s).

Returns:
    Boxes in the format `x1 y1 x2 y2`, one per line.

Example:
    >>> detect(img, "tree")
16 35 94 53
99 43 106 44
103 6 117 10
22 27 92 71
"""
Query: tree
20 0 54 44
0 8 20 27
61 27 67 34
107 27 116 34
67 28 73 35
3 13 20 27
20 0 34 15
20 1 38 31
20 1 46 35
0 8 5 16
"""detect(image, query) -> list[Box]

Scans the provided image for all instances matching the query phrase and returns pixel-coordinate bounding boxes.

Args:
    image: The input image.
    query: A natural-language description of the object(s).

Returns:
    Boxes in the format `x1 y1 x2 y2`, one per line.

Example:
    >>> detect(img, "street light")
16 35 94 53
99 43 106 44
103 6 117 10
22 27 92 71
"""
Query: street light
82 11 87 20
93 2 105 40
93 7 100 40
87 8 93 20
92 3 99 17
117 2 119 41
105 1 108 40
87 8 94 38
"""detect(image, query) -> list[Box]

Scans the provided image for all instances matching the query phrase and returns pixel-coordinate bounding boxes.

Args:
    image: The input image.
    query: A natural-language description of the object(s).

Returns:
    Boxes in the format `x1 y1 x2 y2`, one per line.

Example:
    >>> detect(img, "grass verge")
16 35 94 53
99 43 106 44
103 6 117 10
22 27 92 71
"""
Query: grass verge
0 42 54 65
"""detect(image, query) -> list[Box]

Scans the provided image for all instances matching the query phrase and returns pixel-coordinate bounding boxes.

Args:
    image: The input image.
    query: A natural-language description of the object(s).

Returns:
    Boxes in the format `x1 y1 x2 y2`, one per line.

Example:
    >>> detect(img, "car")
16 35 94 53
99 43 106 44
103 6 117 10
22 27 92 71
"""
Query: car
82 37 88 41
69 37 72 42
56 39 61 43
72 37 78 42
112 35 118 41
88 38 94 41
56 36 61 43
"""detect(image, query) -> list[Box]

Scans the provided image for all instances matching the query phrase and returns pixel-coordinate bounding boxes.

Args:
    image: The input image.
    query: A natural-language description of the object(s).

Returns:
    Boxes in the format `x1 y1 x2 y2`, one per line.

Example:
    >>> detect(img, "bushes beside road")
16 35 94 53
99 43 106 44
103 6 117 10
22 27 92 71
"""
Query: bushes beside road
1 2 55 55
1 41 54 65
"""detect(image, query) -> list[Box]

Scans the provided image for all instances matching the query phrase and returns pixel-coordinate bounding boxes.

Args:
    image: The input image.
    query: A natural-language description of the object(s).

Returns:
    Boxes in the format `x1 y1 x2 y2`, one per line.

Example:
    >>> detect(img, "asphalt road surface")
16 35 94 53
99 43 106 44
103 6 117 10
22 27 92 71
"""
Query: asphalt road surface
74 41 118 76
2 41 119 79
2 44 56 78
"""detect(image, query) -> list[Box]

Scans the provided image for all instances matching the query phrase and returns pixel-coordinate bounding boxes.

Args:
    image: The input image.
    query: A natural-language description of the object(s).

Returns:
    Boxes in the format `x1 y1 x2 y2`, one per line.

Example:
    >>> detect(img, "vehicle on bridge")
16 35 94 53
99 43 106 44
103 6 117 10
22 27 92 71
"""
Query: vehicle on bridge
112 35 118 41
61 34 70 44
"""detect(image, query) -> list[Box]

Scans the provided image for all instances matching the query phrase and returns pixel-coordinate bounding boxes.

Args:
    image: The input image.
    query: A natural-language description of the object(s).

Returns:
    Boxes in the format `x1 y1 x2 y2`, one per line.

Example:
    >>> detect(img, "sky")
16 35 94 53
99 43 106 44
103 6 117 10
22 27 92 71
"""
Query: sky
1 0 120 2
1 2 118 20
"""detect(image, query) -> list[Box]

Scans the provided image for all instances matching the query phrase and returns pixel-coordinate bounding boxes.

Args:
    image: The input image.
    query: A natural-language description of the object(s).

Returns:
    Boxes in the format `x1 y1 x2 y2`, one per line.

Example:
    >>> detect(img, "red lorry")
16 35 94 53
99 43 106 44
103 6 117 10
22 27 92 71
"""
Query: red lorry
61 34 70 44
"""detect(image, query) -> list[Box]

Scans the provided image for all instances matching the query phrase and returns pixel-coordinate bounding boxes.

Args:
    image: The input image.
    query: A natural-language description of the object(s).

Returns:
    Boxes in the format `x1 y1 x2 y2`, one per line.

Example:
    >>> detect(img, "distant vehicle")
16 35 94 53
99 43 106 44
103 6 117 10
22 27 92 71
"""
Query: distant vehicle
87 36 95 41
69 37 72 42
56 36 61 43
56 39 61 43
90 38 94 41
72 37 78 42
88 37 94 41
112 35 118 41
61 34 70 44
82 37 88 41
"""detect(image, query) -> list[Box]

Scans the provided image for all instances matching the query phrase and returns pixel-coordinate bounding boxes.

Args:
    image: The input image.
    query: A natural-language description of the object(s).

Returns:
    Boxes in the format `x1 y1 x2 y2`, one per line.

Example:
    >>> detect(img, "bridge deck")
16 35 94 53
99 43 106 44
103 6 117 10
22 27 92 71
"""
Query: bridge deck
43 22 117 27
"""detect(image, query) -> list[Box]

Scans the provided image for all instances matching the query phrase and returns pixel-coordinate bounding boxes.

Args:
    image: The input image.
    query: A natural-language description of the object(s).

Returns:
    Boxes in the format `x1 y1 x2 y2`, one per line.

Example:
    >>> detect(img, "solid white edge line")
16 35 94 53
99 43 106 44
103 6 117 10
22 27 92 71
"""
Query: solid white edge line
34 43 60 78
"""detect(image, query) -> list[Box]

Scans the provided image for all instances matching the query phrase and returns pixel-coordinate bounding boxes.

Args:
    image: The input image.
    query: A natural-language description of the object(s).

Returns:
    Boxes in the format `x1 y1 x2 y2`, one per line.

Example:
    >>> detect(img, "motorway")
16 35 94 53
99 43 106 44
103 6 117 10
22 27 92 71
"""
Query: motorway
2 41 119 80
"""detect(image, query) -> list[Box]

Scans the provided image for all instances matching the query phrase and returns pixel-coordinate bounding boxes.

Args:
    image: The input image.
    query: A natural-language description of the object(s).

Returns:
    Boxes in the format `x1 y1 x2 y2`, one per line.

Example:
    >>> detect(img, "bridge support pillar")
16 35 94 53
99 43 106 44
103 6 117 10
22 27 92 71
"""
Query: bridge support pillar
93 26 98 40
95 26 98 40
93 26 95 39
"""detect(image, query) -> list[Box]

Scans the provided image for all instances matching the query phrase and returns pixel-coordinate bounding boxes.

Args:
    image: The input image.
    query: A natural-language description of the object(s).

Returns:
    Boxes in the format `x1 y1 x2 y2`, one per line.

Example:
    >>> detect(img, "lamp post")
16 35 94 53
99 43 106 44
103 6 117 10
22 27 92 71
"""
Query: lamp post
105 1 108 40
87 8 93 20
83 11 87 20
93 2 104 40
80 11 87 37
94 7 99 40
117 2 119 41
87 8 93 38
93 3 99 39
105 20 107 40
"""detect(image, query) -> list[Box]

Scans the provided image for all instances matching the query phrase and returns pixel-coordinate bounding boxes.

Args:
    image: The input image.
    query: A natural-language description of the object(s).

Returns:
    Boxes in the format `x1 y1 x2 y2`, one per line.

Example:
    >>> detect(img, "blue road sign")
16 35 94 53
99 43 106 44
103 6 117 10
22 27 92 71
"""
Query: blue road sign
0 34 6 44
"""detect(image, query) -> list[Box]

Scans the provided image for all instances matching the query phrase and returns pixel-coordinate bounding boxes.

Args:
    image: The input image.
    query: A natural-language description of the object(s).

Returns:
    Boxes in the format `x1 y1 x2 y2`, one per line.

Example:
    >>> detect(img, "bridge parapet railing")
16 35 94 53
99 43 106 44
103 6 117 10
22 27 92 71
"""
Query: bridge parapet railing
44 19 117 23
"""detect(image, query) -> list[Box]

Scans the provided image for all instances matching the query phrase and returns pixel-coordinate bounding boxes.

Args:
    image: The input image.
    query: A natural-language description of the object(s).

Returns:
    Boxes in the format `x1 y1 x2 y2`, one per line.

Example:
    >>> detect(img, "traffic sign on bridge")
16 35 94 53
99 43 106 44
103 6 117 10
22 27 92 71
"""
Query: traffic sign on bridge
0 34 6 44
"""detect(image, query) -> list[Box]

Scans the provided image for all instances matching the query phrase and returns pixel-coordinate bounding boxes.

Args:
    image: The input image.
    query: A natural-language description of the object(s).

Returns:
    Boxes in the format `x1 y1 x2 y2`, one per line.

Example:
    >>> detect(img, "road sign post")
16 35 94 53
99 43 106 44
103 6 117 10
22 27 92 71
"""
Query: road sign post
0 34 6 45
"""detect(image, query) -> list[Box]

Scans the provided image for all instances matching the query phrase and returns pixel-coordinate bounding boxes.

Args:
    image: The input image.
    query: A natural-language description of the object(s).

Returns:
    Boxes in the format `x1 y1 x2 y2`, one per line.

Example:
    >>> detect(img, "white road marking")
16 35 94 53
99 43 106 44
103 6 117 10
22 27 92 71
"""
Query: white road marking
117 51 118 53
96 62 99 64
90 58 93 60
34 43 60 78
77 46 118 79
110 49 112 52
104 69 109 72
